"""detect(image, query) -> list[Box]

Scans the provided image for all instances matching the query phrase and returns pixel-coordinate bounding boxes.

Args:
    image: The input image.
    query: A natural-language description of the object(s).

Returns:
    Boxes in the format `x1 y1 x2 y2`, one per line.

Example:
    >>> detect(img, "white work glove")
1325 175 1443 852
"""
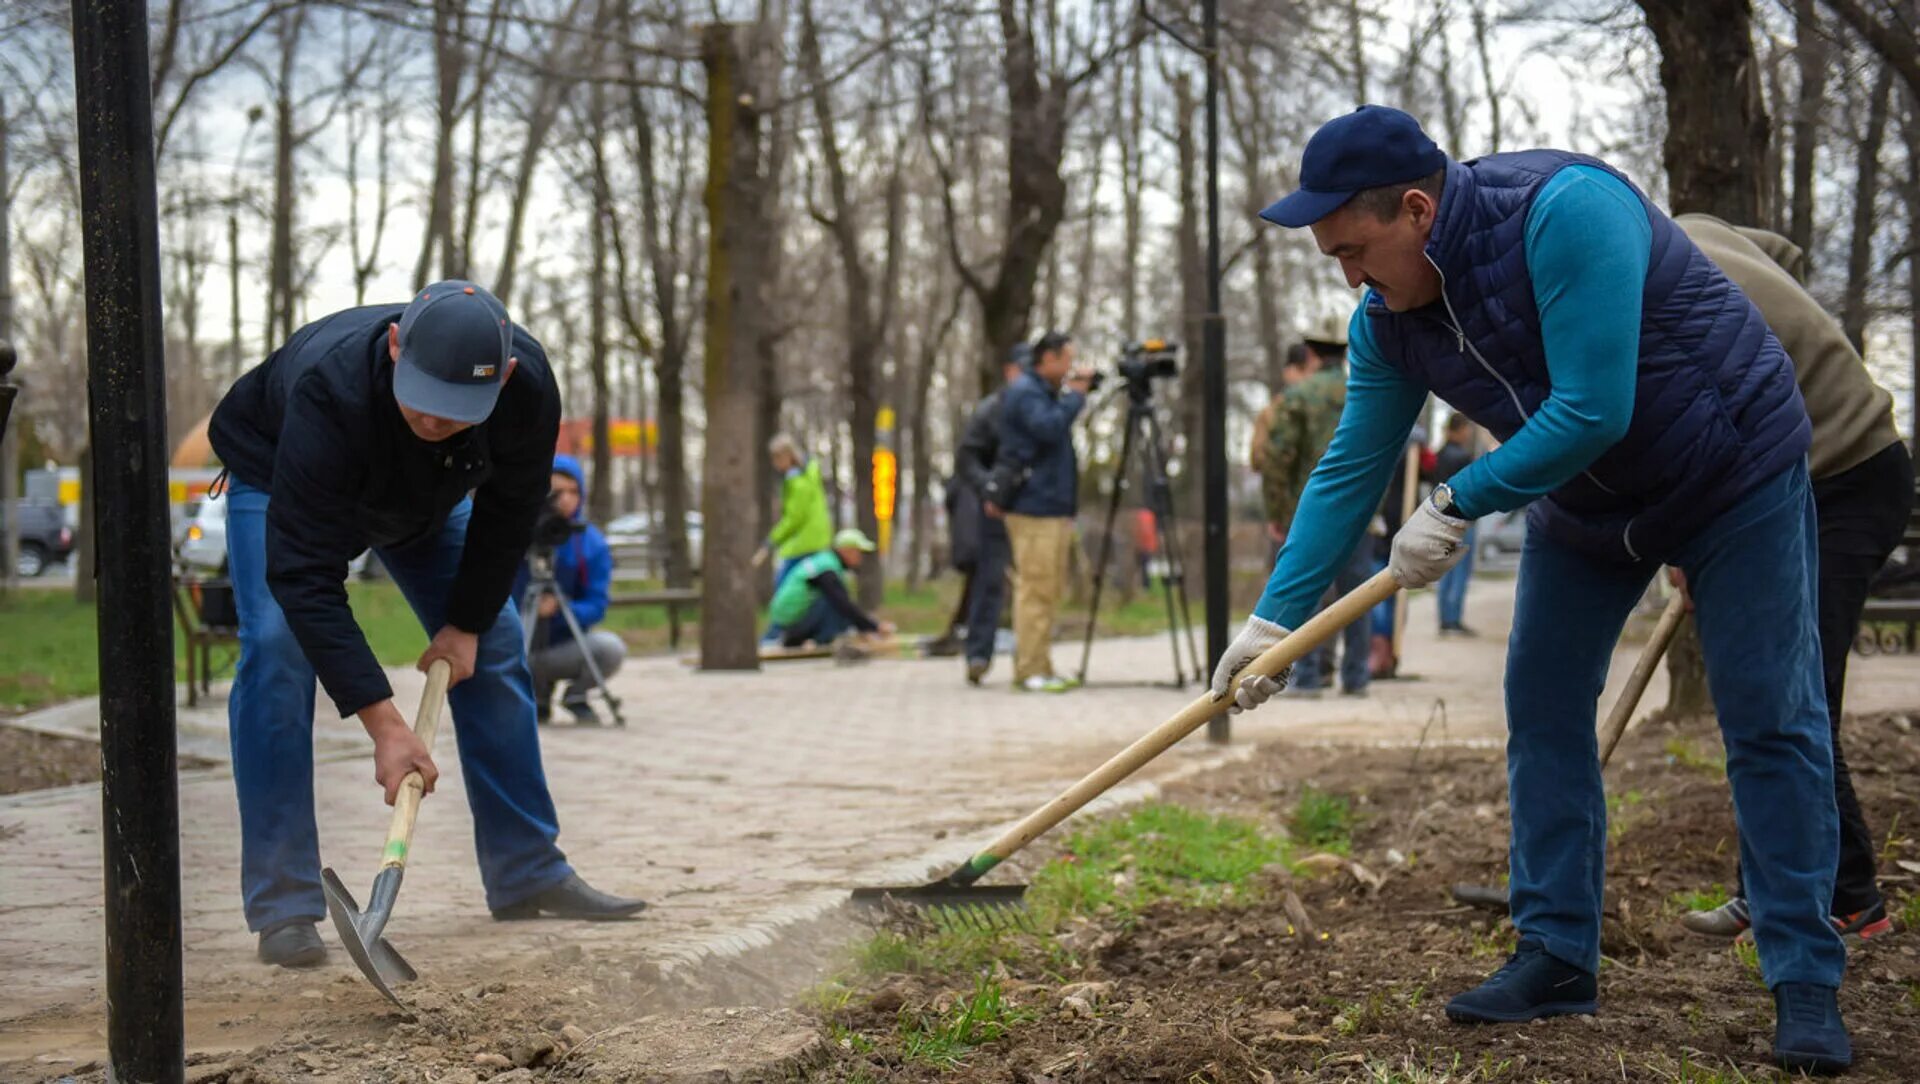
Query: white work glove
1389 494 1472 589
1209 616 1293 714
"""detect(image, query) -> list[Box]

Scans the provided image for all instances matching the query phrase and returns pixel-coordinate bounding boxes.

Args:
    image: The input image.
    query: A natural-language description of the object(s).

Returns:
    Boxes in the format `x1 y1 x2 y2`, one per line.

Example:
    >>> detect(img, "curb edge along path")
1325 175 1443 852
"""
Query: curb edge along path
4 579 1911 1074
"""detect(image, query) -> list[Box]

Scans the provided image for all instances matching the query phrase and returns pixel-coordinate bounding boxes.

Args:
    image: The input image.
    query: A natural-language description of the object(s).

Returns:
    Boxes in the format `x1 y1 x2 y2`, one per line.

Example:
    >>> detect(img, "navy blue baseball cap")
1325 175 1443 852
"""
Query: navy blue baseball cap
393 280 513 424
1260 106 1448 228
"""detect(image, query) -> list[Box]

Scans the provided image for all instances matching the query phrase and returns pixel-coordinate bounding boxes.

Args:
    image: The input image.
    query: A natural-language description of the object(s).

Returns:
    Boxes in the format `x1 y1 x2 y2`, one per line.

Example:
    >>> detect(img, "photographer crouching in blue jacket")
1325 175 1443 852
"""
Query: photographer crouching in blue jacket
207 280 646 971
513 455 627 727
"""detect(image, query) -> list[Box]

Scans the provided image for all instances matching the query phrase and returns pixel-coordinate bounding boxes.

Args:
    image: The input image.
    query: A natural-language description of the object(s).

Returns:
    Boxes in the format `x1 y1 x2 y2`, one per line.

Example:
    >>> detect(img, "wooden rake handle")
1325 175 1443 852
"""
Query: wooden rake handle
973 570 1401 869
379 659 452 872
1595 590 1687 767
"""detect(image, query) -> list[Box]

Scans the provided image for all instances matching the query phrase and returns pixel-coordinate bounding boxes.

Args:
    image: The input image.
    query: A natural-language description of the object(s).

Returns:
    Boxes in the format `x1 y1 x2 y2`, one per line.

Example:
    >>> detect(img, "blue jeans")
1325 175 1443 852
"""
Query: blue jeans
226 480 572 932
782 595 852 647
1369 555 1394 638
1436 522 1476 627
964 524 1011 665
1293 535 1373 692
1506 462 1841 986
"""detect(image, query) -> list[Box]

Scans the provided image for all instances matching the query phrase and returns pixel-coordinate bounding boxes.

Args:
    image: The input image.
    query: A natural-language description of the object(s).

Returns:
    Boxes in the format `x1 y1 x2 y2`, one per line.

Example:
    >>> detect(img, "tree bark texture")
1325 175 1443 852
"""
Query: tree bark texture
1787 0 1826 257
1637 0 1772 222
1842 66 1894 355
699 22 767 671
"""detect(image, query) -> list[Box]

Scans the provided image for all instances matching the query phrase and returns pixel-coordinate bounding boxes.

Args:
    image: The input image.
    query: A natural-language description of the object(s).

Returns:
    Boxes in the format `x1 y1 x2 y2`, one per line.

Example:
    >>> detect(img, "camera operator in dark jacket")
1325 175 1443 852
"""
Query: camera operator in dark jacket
512 454 625 726
984 331 1093 693
945 344 1029 684
207 281 644 969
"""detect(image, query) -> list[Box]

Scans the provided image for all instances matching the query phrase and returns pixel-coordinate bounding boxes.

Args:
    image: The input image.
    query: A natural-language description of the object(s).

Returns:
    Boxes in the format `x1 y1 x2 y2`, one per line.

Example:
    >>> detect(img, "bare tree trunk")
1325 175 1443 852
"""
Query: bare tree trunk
587 79 615 526
416 0 465 286
1471 1 1501 151
494 0 597 307
622 15 695 588
1637 0 1772 718
1119 47 1143 341
266 7 305 345
1170 70 1205 501
1905 95 1920 445
699 22 768 671
1637 0 1773 222
1226 53 1283 388
1 93 16 594
1843 66 1894 355
1787 0 1827 256
907 281 963 591
1347 0 1370 102
228 209 242 376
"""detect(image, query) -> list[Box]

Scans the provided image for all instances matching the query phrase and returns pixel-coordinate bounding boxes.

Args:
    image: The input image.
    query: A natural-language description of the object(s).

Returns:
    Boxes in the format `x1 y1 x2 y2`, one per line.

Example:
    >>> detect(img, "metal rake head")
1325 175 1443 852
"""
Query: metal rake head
849 883 1032 933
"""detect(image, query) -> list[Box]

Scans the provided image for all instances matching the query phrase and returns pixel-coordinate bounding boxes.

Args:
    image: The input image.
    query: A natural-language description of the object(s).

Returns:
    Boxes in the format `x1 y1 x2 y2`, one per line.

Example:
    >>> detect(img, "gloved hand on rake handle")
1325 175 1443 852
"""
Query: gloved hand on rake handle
1209 616 1293 714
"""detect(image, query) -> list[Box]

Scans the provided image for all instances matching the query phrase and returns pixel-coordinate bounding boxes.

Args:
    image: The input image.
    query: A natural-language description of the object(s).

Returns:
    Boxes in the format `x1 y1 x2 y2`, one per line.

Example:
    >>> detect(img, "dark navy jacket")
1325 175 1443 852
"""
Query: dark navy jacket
993 371 1085 518
208 304 562 715
1368 151 1809 565
511 454 612 647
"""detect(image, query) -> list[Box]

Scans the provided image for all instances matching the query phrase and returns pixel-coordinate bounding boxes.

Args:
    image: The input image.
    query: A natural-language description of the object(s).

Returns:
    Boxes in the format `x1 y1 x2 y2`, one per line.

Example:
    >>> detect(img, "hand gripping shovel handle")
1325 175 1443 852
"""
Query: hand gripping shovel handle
945 570 1402 885
381 659 452 871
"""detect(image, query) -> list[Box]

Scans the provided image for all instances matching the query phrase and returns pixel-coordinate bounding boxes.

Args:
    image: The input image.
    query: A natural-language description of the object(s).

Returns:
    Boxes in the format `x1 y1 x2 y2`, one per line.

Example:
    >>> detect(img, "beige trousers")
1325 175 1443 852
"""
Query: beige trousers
1003 513 1073 682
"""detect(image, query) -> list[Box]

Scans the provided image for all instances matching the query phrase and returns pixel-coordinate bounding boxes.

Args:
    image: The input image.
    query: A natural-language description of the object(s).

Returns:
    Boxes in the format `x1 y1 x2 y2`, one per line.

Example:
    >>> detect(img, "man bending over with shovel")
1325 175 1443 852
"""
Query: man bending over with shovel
209 280 646 970
1212 107 1851 1073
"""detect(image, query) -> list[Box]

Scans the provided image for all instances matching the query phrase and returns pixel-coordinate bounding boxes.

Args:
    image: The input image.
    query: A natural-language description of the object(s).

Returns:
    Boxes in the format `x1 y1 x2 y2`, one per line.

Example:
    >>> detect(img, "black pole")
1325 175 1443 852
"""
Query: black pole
1200 0 1230 743
70 2 185 1081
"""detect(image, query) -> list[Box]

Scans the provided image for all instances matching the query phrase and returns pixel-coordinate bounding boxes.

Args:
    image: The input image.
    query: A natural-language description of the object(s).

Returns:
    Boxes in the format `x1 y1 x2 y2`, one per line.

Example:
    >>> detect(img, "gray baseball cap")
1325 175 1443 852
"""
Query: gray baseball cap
393 280 513 424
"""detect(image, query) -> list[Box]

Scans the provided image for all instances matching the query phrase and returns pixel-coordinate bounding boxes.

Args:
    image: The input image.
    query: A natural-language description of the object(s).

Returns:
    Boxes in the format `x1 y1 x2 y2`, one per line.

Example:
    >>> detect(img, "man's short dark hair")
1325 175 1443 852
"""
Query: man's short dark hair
1033 331 1073 358
1282 342 1309 369
1346 168 1446 222
1303 339 1347 365
1446 411 1471 433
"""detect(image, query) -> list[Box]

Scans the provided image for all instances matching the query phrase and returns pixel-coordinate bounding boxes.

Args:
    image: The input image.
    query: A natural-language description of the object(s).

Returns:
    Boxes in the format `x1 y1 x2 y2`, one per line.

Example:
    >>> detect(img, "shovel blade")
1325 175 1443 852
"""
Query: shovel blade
322 867 418 1009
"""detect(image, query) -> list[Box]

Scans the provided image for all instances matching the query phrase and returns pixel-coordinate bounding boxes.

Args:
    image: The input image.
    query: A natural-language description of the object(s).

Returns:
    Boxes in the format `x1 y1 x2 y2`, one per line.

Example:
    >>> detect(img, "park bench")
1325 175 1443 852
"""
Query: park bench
1856 474 1920 656
171 567 239 707
604 586 701 650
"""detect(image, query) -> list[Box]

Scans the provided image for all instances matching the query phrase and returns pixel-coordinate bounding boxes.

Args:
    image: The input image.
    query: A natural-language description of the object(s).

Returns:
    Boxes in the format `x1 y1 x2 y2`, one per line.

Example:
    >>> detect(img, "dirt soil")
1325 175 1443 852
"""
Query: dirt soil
0 726 106 795
21 709 1920 1083
808 710 1920 1082
0 723 217 796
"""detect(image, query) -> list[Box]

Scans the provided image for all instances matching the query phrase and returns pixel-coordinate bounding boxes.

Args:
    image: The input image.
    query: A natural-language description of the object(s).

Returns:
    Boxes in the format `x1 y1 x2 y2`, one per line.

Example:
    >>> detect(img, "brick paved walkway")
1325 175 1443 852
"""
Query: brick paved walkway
3 578 1914 1074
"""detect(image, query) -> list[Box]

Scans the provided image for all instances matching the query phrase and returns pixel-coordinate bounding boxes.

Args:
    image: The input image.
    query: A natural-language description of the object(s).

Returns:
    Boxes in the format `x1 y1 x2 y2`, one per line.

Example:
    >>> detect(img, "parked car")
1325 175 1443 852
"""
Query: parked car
6 499 74 577
175 490 373 578
604 510 704 574
178 492 229 573
1474 505 1530 571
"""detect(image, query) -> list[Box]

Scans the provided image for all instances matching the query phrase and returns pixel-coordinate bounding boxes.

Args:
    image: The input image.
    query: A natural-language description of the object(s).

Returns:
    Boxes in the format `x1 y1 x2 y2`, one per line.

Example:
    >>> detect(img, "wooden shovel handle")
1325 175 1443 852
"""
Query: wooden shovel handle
1595 590 1687 767
975 570 1401 866
379 659 452 871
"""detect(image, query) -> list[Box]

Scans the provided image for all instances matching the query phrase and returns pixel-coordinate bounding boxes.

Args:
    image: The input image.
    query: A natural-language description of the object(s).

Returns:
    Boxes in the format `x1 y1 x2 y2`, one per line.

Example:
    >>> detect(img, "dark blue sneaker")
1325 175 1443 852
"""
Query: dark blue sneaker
1445 939 1597 1024
1772 982 1851 1074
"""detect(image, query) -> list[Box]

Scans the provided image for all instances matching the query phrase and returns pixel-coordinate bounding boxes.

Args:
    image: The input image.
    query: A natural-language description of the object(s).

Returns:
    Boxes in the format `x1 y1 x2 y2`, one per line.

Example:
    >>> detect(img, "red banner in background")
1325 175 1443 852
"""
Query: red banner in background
556 418 657 458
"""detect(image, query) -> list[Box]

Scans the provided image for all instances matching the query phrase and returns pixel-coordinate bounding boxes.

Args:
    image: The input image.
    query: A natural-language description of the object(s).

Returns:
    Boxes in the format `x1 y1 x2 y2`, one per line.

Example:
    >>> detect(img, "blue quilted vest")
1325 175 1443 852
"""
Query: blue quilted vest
1368 151 1810 565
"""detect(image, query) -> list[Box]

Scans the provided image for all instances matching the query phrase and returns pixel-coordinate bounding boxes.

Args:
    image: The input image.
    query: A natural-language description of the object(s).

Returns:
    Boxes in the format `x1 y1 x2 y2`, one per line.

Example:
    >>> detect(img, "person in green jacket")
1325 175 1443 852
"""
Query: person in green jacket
756 433 832 587
764 528 895 648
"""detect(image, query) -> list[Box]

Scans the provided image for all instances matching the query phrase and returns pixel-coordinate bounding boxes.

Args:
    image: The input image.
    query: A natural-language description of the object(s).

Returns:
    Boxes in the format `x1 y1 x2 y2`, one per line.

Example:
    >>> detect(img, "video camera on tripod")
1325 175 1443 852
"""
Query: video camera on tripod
1087 339 1180 398
530 494 585 553
1076 338 1203 688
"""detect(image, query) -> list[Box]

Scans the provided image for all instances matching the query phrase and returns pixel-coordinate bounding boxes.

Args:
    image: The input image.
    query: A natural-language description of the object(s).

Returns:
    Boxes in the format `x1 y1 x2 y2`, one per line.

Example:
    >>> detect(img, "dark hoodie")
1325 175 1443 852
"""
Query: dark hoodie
512 454 613 646
207 304 561 716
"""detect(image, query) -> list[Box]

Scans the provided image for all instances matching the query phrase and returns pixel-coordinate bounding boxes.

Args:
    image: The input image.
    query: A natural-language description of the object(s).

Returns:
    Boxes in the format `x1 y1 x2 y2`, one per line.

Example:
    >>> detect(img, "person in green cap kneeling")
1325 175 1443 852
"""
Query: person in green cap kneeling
763 528 895 649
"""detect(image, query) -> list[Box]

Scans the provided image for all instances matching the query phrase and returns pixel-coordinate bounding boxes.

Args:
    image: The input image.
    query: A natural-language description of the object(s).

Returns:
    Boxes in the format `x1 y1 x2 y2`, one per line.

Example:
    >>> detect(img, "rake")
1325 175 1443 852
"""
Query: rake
851 571 1402 928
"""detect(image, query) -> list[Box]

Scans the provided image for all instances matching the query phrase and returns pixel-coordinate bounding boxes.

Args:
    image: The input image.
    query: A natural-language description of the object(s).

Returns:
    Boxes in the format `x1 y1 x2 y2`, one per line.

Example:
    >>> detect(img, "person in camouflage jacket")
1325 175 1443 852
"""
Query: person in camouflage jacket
1259 326 1372 695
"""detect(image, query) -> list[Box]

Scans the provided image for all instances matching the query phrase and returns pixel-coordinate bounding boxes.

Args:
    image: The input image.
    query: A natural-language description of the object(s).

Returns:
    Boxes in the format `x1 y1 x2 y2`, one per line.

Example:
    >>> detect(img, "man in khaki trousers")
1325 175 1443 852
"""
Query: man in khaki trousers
983 332 1093 692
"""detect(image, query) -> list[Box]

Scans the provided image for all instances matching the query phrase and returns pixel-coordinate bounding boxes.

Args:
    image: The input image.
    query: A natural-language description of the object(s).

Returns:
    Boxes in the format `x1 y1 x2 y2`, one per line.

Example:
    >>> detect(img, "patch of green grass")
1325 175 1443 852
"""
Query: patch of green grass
1668 883 1730 915
1361 1051 1513 1083
1028 802 1289 925
1905 981 1920 1012
1901 892 1920 933
1656 1049 1765 1083
1664 737 1727 777
1468 925 1518 959
1291 785 1355 855
895 974 1034 1068
853 924 1021 977
0 581 426 712
1606 789 1651 842
1730 938 1765 987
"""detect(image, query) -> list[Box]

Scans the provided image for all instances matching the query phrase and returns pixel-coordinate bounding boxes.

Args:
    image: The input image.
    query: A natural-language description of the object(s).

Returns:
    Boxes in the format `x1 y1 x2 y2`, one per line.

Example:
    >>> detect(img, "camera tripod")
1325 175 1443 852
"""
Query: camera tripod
1074 382 1205 688
519 548 625 726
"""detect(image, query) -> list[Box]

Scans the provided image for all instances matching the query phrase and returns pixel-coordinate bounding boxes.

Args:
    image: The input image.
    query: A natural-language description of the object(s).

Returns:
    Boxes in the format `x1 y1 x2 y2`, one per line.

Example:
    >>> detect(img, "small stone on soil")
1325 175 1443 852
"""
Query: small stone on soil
472 1053 511 1068
560 1024 590 1047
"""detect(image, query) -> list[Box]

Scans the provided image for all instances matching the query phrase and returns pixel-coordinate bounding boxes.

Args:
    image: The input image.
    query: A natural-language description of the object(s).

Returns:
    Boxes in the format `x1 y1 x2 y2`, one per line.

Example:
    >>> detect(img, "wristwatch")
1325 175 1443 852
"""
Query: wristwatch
1431 482 1461 518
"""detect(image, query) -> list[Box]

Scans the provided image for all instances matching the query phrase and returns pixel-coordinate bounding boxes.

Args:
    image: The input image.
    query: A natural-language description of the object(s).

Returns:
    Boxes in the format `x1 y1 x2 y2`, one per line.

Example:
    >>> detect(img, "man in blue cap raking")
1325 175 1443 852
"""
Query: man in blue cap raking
1208 107 1851 1074
208 281 647 970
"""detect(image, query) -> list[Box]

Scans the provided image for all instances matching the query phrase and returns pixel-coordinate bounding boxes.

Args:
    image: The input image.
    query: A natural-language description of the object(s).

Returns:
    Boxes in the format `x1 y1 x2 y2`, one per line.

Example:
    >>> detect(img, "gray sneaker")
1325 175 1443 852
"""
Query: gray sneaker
1681 896 1751 938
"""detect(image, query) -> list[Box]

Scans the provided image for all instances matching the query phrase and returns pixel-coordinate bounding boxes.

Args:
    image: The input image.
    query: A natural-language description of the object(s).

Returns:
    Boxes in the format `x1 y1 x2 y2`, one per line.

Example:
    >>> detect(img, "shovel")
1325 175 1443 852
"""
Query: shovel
852 570 1402 926
322 658 451 1007
1450 590 1688 911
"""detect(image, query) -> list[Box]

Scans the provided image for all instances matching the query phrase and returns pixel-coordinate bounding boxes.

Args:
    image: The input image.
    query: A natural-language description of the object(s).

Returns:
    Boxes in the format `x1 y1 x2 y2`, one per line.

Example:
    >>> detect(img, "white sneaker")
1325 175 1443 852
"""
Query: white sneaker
1019 675 1070 694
